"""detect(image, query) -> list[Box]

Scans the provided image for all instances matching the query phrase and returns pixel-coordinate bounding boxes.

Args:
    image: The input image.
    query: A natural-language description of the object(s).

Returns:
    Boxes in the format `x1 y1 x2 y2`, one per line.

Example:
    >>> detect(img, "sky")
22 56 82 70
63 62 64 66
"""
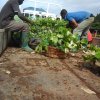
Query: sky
0 0 100 16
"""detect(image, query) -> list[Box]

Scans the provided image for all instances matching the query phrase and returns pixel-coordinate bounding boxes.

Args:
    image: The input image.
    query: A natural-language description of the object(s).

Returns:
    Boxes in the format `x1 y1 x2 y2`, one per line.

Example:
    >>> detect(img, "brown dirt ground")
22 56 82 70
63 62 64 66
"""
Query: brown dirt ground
0 47 100 100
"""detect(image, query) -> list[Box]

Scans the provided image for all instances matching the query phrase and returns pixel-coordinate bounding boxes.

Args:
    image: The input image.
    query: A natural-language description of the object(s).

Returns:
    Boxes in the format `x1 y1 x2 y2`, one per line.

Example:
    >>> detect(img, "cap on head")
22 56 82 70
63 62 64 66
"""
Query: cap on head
60 9 67 19
18 0 24 5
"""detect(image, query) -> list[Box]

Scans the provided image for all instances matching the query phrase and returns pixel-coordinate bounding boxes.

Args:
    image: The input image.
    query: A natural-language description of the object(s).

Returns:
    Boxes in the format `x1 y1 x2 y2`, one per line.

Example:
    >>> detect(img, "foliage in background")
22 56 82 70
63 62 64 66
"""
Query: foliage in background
94 14 100 22
91 13 100 29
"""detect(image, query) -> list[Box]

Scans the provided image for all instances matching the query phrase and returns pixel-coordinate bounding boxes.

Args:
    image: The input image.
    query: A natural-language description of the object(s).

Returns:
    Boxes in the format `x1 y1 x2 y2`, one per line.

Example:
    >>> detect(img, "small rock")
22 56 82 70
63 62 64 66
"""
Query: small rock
5 70 11 74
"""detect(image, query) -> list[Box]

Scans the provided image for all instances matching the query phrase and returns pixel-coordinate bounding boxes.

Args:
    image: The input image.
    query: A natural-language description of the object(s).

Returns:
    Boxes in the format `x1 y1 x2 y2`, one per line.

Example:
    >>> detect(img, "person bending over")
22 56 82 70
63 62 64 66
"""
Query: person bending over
60 9 94 39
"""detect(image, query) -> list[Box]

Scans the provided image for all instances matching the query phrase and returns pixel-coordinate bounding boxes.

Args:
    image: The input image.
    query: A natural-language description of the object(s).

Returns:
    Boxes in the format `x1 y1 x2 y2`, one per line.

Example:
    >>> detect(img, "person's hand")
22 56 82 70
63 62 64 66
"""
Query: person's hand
70 20 78 29
29 20 34 26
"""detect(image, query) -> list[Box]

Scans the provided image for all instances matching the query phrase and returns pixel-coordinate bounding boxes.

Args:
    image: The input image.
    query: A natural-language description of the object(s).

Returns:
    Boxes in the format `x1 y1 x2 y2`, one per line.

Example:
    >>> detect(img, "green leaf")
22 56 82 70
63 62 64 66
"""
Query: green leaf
95 51 100 59
81 38 88 45
57 34 63 38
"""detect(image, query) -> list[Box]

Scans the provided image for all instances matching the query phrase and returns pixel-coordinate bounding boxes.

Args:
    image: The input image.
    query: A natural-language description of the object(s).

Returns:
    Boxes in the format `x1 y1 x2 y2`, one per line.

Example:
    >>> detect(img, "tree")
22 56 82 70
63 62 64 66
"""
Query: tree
91 13 100 29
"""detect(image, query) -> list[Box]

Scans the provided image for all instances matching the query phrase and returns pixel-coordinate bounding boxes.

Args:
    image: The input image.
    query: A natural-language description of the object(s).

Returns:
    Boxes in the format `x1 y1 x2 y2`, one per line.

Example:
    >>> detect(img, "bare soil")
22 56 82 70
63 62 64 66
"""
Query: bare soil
0 47 100 100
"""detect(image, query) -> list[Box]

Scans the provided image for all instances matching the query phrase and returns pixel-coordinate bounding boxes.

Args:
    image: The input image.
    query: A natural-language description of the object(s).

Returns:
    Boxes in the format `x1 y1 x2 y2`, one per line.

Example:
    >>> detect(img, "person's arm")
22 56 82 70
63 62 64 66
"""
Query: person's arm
16 12 33 25
70 19 78 29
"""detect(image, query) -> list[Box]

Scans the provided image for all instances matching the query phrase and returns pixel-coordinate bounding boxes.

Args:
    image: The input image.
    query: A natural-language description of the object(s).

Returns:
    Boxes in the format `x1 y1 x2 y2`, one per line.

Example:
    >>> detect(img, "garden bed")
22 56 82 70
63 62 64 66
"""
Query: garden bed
92 37 100 46
45 46 66 59
0 47 100 100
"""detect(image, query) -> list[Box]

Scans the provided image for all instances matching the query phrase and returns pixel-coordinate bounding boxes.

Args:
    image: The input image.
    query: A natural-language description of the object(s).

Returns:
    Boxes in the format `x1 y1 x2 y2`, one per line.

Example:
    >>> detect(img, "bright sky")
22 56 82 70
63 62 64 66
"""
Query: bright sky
0 0 100 16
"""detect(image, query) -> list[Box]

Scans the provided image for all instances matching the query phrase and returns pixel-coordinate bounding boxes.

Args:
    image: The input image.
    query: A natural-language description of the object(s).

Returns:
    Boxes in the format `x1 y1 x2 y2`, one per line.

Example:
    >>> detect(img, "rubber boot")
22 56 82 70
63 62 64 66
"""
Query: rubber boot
21 32 33 52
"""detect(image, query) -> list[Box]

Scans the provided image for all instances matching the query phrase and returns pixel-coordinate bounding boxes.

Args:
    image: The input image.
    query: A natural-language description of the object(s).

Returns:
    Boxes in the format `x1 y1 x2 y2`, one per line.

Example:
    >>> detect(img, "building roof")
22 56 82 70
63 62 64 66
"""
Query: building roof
23 7 46 12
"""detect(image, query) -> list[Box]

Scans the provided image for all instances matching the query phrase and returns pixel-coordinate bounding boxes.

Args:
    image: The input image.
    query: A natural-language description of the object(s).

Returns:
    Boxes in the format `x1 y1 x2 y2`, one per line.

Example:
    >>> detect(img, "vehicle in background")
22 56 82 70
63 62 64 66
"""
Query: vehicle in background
22 7 58 19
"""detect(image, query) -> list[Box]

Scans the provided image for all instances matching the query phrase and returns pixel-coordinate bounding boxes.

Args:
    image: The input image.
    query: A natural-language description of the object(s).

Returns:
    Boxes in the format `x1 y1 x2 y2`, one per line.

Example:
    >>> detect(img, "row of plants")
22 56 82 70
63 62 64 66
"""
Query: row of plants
29 18 87 54
83 45 100 66
13 16 100 64
29 17 100 64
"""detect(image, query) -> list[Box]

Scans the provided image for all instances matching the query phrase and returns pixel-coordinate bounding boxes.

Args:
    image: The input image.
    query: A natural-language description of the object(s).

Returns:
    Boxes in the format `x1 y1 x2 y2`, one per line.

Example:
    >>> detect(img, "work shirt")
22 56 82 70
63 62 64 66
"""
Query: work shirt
0 0 20 28
65 11 92 23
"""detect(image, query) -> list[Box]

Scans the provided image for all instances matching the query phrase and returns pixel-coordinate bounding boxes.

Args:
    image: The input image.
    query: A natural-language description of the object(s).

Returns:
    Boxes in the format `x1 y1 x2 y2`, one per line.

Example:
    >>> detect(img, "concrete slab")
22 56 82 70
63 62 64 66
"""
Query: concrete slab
0 29 5 55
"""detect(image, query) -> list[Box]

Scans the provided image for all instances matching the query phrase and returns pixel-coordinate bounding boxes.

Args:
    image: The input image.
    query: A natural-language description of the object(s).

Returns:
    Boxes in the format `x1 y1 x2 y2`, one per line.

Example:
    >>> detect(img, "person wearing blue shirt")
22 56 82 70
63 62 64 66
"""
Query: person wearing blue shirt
60 9 94 39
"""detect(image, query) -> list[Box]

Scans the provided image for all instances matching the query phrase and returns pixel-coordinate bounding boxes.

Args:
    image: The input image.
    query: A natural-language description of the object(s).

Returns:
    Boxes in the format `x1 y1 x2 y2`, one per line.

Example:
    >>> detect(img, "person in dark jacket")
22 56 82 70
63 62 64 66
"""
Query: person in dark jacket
60 9 94 39
0 0 34 52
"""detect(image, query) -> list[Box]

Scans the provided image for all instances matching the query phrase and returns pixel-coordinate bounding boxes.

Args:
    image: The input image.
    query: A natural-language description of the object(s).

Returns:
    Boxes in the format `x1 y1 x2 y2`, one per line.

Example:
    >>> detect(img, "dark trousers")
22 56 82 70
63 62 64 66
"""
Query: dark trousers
4 20 29 33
